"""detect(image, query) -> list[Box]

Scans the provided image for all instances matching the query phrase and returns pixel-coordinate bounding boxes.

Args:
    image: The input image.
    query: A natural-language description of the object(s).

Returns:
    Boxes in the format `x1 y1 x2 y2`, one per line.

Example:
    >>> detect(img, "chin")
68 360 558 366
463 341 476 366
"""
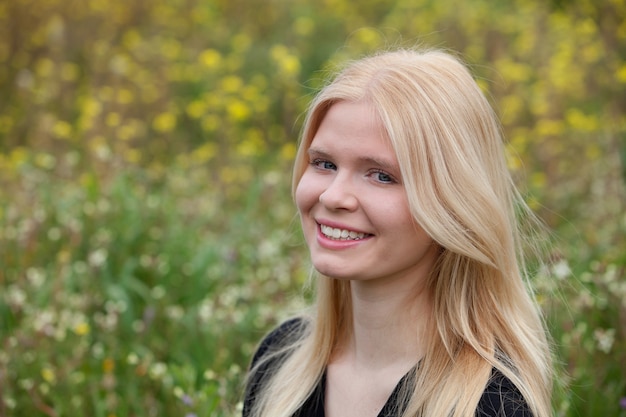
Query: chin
313 265 354 281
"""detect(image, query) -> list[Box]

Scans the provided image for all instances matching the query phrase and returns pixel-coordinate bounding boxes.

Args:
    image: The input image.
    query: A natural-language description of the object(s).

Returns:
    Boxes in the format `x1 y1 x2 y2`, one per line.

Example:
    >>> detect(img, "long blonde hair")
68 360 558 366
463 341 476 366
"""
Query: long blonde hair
247 48 553 417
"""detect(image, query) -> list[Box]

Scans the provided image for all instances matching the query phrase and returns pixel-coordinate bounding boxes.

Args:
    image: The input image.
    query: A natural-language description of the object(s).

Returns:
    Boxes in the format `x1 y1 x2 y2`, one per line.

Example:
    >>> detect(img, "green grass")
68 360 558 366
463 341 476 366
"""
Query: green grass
1 163 308 416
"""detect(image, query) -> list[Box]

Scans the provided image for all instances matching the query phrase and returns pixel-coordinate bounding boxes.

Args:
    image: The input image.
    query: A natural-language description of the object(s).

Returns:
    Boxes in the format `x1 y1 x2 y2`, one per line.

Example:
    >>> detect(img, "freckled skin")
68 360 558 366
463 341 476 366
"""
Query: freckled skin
295 100 440 286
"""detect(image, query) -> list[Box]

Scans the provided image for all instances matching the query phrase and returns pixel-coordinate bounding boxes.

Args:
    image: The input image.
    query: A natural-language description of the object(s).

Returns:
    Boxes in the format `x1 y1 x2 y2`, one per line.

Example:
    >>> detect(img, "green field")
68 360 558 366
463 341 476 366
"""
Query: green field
1 0 625 415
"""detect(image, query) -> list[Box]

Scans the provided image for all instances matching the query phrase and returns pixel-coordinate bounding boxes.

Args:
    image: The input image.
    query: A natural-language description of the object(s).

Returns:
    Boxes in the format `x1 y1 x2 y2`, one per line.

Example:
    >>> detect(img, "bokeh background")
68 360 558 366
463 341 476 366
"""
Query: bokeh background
1 0 625 415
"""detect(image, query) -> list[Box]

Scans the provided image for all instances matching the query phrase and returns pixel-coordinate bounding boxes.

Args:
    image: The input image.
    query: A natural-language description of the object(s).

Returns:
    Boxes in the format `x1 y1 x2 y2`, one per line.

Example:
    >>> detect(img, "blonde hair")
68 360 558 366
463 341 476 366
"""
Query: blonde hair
246 48 553 417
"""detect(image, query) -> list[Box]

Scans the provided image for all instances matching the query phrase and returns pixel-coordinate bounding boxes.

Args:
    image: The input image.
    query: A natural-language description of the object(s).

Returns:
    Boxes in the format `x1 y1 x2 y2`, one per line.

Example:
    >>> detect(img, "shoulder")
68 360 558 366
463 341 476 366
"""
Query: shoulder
248 317 309 369
243 317 309 416
476 368 533 417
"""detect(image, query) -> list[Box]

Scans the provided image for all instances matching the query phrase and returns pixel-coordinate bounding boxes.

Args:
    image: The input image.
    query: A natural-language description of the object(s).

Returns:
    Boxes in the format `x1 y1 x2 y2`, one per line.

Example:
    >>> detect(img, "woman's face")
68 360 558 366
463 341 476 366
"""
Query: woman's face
295 100 440 285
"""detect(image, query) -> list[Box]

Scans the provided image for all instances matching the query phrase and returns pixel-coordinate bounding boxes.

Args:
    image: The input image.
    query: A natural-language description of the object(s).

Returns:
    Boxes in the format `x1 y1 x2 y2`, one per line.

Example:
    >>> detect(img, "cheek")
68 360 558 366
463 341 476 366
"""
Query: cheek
294 173 317 214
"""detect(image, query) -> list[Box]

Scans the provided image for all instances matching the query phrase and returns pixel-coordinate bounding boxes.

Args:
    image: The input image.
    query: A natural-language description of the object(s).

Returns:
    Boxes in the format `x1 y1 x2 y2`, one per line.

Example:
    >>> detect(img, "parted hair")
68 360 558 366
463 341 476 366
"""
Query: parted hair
246 48 553 417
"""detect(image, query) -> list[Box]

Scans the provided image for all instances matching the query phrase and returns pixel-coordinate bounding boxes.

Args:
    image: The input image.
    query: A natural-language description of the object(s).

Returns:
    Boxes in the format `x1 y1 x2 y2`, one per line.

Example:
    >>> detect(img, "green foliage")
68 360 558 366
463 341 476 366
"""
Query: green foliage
1 0 625 415
1 161 307 416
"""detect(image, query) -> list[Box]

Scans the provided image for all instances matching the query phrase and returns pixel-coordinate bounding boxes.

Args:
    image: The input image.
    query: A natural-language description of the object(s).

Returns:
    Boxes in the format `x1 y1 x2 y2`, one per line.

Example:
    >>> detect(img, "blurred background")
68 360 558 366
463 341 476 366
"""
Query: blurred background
0 0 625 415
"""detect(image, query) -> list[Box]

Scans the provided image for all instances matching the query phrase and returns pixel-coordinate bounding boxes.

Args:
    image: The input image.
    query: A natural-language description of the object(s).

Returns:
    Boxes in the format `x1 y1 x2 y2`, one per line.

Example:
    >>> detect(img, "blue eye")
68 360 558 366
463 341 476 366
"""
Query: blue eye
372 170 395 184
311 159 337 170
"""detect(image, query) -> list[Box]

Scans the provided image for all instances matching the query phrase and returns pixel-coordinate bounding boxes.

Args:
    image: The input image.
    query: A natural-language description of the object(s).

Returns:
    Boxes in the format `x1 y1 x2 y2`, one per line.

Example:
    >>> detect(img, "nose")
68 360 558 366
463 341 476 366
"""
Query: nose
318 173 358 211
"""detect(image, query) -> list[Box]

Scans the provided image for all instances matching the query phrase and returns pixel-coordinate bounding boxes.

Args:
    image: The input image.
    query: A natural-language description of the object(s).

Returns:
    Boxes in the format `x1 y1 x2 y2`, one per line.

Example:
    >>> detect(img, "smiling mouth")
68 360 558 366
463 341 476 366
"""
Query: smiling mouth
319 224 371 240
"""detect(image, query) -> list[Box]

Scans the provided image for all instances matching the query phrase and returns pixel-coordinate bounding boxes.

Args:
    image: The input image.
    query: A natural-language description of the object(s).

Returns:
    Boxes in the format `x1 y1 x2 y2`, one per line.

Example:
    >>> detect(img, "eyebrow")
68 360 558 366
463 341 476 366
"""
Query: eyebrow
307 147 399 172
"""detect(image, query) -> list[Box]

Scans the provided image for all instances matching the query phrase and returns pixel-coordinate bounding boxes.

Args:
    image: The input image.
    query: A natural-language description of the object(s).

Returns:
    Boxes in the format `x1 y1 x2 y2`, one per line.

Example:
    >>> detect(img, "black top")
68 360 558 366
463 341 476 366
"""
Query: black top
243 318 533 417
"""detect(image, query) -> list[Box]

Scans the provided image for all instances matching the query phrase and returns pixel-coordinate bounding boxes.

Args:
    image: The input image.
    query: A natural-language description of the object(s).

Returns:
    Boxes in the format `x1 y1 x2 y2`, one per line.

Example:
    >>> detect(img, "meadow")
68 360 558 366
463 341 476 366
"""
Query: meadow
0 0 625 415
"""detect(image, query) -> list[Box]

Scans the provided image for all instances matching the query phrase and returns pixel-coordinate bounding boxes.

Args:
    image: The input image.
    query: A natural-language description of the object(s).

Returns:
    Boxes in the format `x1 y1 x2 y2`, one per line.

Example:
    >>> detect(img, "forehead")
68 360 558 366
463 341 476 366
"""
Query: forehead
307 100 398 167
311 100 389 146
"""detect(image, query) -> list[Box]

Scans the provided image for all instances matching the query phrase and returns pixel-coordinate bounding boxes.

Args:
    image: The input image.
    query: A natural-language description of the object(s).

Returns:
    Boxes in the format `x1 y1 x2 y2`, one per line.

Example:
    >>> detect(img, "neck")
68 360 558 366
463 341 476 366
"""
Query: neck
340 277 432 372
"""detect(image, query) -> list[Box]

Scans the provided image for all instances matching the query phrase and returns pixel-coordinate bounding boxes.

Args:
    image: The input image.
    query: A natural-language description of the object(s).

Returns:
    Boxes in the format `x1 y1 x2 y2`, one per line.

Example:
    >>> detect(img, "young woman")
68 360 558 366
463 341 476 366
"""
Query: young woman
243 48 553 417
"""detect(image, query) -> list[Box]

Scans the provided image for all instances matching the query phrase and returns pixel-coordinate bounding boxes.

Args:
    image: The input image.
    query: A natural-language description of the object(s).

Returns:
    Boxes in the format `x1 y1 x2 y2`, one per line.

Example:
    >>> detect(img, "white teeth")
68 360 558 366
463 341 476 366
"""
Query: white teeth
320 224 367 240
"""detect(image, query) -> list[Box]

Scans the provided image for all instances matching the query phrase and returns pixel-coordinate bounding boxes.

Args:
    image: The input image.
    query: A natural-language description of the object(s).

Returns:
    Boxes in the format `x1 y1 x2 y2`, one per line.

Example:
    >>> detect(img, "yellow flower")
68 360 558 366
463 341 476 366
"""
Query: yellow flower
270 45 301 77
117 89 134 104
122 29 141 49
616 64 626 84
280 143 296 161
505 146 522 171
355 27 382 48
118 123 138 141
199 49 222 69
106 112 121 128
186 100 205 119
41 367 56 384
236 139 261 157
496 59 532 83
53 120 72 139
270 44 289 61
36 58 54 77
124 148 141 164
227 101 250 122
73 322 90 336
566 108 599 132
278 55 301 77
9 147 28 170
535 119 565 137
220 75 243 93
500 95 524 125
83 96 102 118
192 142 217 163
153 112 177 133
